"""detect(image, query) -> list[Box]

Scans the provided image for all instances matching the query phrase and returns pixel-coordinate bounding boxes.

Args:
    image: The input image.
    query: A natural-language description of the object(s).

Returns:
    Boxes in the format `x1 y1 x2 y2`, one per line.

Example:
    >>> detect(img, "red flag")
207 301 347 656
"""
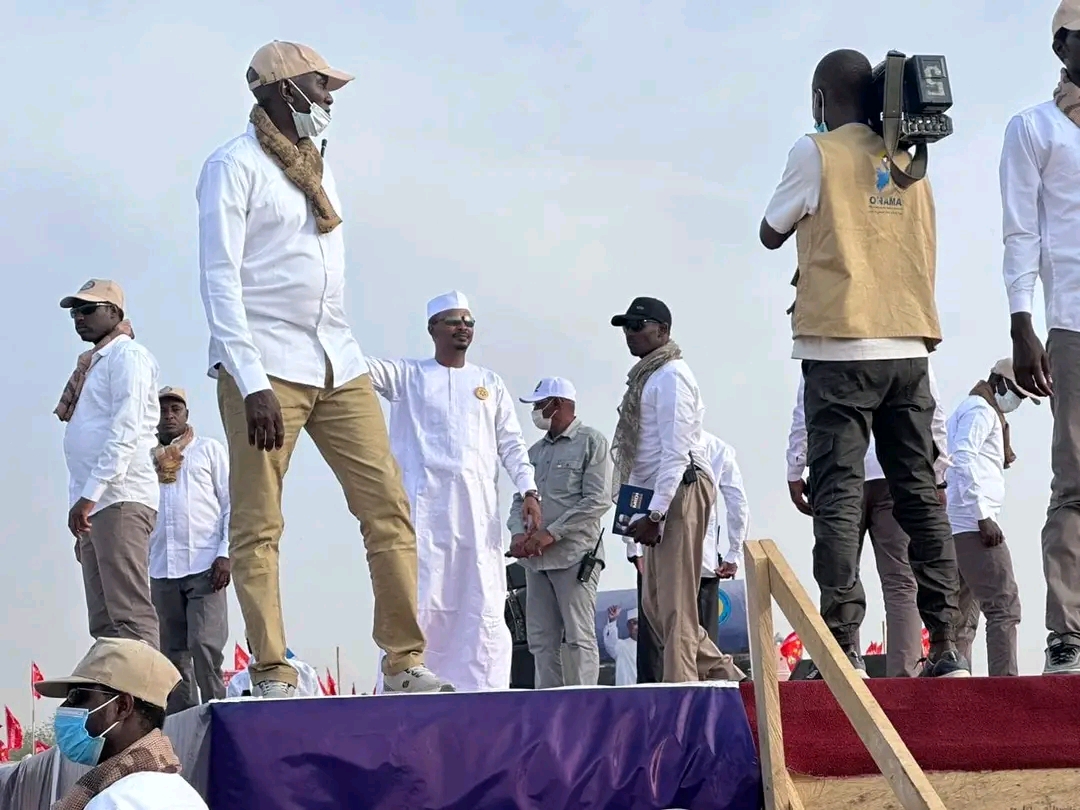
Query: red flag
865 641 884 655
31 663 44 699
325 669 338 696
234 644 250 672
222 670 238 687
779 632 803 668
0 741 8 763
34 740 49 755
317 673 329 696
5 707 23 751
921 627 930 657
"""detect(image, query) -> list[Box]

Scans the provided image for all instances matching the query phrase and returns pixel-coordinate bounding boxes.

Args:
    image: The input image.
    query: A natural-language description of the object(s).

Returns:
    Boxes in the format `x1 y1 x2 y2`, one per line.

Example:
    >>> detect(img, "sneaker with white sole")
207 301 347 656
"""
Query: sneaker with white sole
919 648 971 678
383 665 455 693
1044 635 1080 674
804 647 869 681
252 680 297 699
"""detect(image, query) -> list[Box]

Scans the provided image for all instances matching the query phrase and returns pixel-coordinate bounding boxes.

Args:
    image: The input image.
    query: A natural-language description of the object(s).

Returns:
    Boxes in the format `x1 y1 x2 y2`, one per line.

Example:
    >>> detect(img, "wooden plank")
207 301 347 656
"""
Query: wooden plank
744 541 804 810
760 539 945 810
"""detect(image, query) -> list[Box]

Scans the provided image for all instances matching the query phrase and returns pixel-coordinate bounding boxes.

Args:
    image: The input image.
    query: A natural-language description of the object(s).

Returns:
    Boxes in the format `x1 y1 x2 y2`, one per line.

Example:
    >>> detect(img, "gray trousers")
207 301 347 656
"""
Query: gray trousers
1045 328 1080 643
524 564 600 688
954 531 1021 676
861 479 922 677
79 502 159 647
151 570 228 713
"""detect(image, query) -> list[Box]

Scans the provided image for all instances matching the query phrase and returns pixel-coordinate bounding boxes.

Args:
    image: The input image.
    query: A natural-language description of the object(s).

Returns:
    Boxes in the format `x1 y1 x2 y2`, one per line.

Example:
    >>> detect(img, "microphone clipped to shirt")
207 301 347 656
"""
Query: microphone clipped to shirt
320 139 327 158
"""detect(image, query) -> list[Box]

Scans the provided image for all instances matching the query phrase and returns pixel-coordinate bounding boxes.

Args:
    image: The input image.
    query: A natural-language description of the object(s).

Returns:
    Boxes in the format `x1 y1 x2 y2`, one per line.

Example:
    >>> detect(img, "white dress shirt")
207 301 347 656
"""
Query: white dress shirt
63 336 160 515
764 132 929 362
785 361 949 485
1001 100 1080 333
700 432 749 576
602 620 638 687
84 771 208 810
197 124 367 399
149 436 230 580
946 396 1006 534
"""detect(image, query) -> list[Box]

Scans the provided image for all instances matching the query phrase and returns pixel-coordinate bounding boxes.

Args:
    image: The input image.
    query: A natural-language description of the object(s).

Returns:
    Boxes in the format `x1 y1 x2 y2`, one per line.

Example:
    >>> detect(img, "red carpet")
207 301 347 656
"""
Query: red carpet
738 676 1080 777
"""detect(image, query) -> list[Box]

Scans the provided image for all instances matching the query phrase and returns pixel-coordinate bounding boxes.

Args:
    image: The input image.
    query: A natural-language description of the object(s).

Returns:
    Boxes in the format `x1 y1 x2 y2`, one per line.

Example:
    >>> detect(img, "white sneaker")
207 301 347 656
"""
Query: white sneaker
252 680 297 699
382 665 455 693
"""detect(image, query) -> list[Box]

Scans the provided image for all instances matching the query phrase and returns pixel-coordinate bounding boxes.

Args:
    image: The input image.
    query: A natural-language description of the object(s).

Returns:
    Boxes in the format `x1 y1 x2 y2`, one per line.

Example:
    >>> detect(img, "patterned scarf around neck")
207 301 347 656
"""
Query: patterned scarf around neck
54 321 135 422
153 426 195 484
1054 69 1080 127
250 105 342 234
970 380 1016 469
609 341 683 502
53 729 182 810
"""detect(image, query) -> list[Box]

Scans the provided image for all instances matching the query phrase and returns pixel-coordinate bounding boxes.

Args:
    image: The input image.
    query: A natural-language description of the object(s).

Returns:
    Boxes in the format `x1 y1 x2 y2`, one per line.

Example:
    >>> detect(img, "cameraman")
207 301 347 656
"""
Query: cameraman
758 49 968 678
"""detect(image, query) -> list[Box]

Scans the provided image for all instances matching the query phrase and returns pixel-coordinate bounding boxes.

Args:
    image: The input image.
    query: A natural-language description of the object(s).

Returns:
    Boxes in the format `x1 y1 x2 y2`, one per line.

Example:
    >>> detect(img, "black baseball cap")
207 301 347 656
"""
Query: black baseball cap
610 297 672 328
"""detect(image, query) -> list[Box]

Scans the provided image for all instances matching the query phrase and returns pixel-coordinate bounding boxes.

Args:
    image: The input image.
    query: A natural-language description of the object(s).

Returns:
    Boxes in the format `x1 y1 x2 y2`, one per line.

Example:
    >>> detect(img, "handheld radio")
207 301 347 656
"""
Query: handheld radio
577 529 606 584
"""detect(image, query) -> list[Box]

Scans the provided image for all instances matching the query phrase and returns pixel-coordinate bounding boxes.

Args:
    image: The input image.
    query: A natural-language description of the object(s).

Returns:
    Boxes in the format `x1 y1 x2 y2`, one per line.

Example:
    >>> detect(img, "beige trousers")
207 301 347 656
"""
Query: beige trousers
218 370 425 687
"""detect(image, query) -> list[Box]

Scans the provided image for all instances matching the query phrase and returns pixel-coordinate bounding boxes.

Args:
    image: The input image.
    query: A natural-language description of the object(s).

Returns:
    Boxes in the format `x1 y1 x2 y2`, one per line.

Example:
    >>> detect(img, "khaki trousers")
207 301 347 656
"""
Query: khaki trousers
954 531 1021 676
218 370 425 687
642 475 743 683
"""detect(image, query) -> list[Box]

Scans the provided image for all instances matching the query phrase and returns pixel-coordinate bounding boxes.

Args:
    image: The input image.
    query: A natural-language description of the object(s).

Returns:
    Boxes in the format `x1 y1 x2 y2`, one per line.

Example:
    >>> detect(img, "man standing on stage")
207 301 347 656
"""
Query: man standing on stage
366 291 539 692
197 40 450 697
58 279 161 648
1000 1 1080 673
150 386 231 713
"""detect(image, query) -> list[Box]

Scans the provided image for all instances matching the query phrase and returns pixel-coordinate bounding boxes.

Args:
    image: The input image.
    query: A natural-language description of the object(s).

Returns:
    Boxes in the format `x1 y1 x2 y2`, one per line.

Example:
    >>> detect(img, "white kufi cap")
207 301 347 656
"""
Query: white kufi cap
427 290 471 320
627 608 638 622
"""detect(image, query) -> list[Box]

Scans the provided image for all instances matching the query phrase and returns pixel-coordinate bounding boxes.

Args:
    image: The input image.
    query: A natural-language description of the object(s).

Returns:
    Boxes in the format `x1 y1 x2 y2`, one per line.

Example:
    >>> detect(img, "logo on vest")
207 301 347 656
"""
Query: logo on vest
868 156 903 213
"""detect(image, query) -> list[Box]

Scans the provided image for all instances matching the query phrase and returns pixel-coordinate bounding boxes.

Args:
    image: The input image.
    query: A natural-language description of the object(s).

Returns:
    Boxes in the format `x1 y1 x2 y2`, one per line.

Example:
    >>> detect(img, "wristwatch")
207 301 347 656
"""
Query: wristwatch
648 510 665 524
524 490 541 502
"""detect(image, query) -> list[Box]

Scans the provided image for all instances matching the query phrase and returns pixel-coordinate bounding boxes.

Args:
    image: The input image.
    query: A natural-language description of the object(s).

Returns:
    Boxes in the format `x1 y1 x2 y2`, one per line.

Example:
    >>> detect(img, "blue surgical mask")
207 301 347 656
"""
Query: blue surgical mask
813 89 827 133
54 696 119 766
995 389 1023 414
814 121 828 134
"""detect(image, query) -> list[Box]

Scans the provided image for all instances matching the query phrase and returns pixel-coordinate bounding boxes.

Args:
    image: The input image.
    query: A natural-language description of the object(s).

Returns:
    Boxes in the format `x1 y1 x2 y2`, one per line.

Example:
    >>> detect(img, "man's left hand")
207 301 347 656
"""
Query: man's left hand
67 498 95 539
522 493 542 534
524 529 556 557
210 557 232 591
717 561 738 579
627 517 661 547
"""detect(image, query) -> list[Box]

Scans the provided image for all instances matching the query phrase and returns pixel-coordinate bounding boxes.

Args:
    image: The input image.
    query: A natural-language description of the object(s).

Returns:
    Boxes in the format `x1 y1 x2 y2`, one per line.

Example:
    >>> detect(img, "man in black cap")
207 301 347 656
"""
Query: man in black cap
609 297 743 683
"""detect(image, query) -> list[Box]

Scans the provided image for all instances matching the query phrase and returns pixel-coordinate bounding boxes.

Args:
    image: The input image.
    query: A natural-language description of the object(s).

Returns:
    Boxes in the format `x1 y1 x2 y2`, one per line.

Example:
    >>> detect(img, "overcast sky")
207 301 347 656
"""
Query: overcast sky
0 0 1061 723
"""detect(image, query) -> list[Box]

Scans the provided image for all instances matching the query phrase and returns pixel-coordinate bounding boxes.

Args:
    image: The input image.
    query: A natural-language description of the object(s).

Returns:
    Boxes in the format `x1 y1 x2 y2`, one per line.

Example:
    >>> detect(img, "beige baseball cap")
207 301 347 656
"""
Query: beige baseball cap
991 357 1043 404
248 41 353 91
59 279 125 311
1054 0 1080 34
35 638 181 709
158 386 187 404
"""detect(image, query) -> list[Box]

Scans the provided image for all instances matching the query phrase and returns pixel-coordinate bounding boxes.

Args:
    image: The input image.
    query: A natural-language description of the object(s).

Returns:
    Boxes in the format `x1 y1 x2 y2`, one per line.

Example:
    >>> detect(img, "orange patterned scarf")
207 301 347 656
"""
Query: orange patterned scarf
54 322 135 422
153 426 195 484
1055 69 1080 127
53 729 182 810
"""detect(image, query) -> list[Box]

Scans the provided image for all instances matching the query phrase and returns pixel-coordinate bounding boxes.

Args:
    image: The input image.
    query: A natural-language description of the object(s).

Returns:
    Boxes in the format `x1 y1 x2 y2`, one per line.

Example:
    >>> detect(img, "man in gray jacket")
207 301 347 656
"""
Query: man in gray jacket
508 377 612 687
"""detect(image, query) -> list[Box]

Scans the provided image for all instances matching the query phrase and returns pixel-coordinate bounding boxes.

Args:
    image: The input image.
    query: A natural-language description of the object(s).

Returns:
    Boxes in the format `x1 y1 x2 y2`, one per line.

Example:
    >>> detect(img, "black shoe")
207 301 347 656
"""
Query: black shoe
1044 636 1080 674
805 647 867 680
919 649 971 678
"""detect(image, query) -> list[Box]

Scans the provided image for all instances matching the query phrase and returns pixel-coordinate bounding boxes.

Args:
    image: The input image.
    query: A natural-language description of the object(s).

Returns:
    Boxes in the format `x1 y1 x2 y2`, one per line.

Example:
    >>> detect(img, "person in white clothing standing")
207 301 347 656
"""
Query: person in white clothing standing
149 387 231 714
697 431 749 643
367 291 540 692
197 40 450 697
603 605 638 686
785 365 950 678
56 279 161 648
946 359 1037 676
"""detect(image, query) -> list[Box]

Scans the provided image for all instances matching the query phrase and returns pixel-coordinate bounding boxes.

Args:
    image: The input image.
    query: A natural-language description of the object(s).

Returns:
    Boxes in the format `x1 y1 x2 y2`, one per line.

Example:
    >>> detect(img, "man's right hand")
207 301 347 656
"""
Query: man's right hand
509 534 529 558
787 479 813 516
607 605 621 621
977 518 1005 548
1011 313 1053 397
245 390 285 451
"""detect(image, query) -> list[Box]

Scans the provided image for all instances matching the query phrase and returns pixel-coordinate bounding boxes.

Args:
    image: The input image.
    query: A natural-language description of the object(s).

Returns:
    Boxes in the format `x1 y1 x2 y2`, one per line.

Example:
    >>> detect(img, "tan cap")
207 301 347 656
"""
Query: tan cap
60 279 125 311
1054 0 1080 34
158 386 187 404
35 638 181 709
991 357 1043 405
248 41 353 91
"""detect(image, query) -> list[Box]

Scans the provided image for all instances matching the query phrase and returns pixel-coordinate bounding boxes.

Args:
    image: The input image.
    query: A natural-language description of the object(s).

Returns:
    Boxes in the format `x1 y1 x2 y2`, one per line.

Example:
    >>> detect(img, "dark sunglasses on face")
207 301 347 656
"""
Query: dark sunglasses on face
65 686 119 707
622 319 656 333
69 302 109 319
438 316 476 328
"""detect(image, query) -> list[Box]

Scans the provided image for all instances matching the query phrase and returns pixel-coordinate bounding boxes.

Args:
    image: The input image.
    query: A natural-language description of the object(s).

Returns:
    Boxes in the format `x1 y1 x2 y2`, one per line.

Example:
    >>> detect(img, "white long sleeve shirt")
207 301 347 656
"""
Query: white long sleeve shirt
1001 101 1080 333
197 124 368 399
945 396 1006 534
84 772 207 810
623 358 707 558
785 362 949 484
700 432 749 575
602 620 637 686
63 336 160 515
148 436 230 580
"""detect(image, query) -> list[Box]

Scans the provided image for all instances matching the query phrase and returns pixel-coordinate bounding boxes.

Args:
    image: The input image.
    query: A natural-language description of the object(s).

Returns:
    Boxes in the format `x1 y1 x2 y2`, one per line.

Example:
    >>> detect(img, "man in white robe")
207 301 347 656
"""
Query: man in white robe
367 291 540 691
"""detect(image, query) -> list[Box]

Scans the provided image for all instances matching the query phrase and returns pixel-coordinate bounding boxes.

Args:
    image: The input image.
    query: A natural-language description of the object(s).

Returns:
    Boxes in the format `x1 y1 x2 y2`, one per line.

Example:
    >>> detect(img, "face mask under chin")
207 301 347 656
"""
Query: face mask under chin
288 81 331 139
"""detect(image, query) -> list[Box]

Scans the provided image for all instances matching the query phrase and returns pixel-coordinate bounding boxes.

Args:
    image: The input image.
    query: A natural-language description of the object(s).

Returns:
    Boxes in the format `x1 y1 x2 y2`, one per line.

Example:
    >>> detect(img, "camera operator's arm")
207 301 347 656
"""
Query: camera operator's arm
760 136 821 250
1000 113 1053 397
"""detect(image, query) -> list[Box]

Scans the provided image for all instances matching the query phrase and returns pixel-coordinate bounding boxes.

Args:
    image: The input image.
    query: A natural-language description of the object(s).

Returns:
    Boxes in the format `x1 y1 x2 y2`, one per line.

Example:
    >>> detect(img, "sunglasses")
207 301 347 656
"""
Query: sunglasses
437 316 476 328
622 319 658 333
69 302 109 318
65 686 119 707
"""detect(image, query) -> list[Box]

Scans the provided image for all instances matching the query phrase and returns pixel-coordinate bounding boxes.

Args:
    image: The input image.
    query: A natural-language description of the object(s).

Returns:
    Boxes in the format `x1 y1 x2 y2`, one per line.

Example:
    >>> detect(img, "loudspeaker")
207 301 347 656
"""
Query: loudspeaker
788 653 888 680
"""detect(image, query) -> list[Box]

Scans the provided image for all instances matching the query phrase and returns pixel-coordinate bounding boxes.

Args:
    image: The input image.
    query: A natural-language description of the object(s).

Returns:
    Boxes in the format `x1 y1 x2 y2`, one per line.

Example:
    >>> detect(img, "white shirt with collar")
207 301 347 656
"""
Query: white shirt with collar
785 360 950 485
1001 100 1080 334
196 124 367 399
63 335 160 515
83 771 207 809
945 396 1006 534
764 131 929 362
700 432 750 577
149 435 230 580
622 358 707 558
